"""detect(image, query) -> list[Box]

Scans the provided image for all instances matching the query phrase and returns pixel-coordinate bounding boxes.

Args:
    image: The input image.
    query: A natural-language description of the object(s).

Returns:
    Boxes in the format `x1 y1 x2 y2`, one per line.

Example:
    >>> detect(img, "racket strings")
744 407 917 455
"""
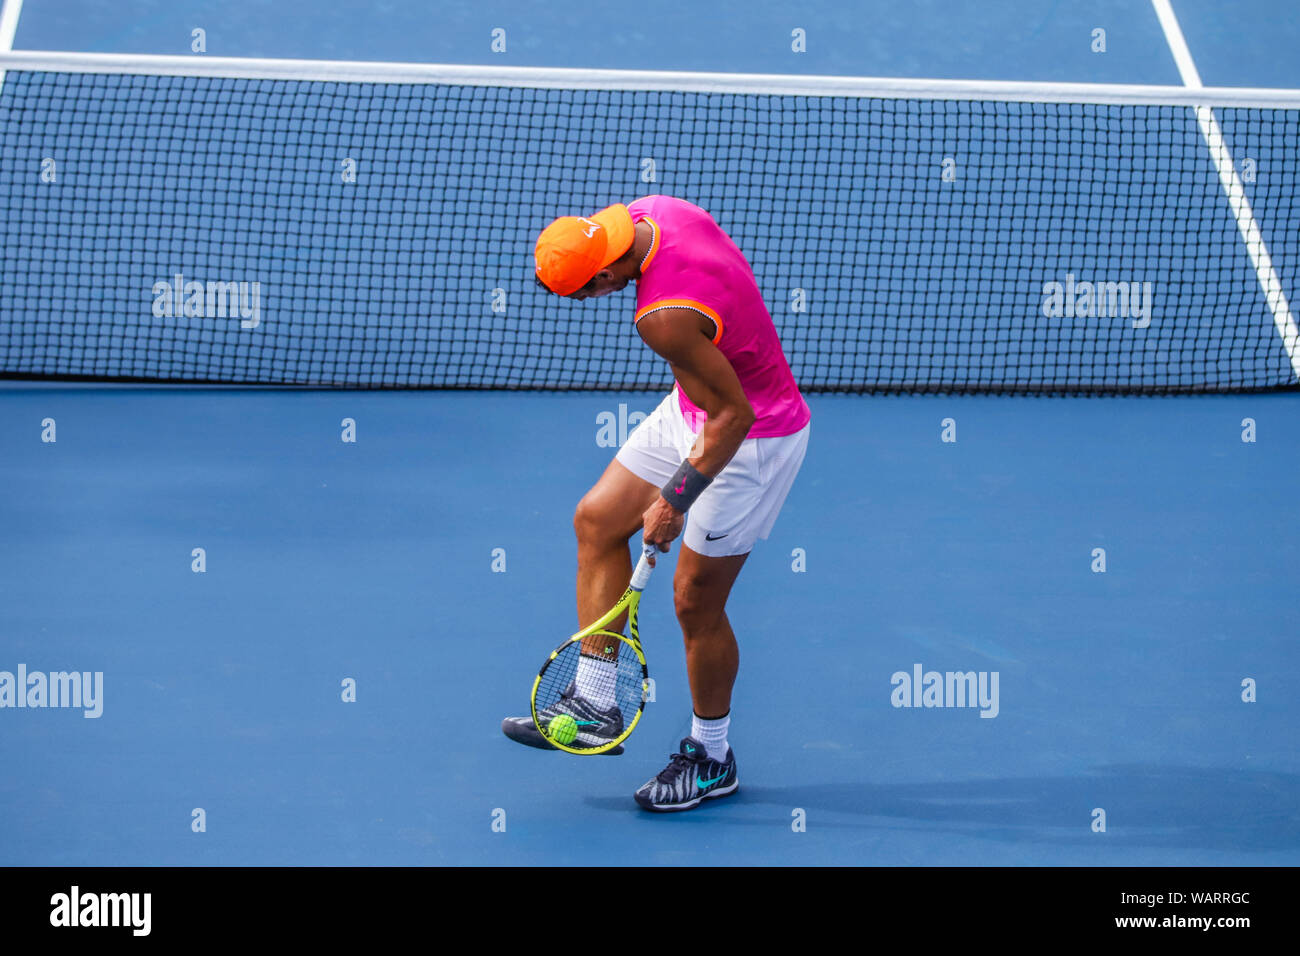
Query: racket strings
536 634 646 749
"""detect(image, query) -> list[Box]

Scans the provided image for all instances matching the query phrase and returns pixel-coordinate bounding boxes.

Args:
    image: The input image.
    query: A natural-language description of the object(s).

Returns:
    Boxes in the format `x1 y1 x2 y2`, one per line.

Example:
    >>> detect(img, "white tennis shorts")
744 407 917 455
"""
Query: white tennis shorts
615 389 810 558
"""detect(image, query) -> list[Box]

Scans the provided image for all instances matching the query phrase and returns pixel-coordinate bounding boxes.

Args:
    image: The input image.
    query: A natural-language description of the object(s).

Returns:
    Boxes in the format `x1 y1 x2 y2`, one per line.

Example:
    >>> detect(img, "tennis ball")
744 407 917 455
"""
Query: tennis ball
547 714 579 746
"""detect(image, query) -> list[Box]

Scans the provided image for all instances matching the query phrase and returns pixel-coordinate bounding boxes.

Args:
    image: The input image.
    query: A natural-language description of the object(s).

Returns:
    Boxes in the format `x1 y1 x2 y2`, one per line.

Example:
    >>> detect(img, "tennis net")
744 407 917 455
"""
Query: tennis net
1 52 1298 393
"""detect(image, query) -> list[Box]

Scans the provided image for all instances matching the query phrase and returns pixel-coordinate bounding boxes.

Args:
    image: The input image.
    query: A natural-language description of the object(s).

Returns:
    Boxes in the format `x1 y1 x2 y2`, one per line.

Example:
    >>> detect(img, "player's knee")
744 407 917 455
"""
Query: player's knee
573 495 596 541
573 493 614 547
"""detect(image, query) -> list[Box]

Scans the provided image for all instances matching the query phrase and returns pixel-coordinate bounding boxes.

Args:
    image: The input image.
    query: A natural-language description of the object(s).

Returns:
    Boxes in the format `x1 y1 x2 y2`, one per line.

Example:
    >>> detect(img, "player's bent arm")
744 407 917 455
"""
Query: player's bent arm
634 308 755 478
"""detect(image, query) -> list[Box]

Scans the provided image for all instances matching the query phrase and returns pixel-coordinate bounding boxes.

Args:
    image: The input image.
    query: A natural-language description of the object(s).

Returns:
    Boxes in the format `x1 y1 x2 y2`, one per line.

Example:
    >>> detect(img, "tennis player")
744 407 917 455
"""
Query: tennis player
502 196 810 811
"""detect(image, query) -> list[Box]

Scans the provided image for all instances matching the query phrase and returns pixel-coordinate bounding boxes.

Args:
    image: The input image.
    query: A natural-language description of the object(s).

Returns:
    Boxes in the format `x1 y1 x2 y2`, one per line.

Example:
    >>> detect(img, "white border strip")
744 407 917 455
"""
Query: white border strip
1153 0 1300 379
2 48 1300 108
1151 0 1204 88
0 0 25 95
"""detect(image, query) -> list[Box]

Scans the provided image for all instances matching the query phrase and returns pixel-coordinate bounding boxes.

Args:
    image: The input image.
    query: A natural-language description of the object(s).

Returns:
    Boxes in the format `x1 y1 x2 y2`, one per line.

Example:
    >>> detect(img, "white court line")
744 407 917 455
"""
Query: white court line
1152 0 1300 380
0 0 24 94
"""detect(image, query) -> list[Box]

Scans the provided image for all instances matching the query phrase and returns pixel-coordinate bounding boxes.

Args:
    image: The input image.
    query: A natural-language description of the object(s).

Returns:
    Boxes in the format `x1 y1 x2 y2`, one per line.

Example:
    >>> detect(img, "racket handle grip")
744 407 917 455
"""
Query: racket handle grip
631 542 657 591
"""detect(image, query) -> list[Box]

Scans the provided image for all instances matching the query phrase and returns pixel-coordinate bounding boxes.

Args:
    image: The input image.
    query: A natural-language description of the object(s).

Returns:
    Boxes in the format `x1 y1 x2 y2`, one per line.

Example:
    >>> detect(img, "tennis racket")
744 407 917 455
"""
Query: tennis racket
530 542 658 755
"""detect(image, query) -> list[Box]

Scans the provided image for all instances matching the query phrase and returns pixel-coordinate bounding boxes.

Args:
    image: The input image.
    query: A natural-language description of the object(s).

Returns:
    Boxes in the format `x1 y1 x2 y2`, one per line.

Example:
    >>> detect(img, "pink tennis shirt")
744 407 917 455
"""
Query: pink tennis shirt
627 195 810 439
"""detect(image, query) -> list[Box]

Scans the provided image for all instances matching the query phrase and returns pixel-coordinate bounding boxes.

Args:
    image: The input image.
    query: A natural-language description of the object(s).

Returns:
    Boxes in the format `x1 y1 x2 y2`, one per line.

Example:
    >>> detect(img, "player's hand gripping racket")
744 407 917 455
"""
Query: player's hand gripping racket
530 542 657 755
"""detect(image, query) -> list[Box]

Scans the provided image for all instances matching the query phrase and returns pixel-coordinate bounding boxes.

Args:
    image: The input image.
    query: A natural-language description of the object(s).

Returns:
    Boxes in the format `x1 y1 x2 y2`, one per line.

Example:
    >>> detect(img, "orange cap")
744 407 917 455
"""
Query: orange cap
534 203 635 295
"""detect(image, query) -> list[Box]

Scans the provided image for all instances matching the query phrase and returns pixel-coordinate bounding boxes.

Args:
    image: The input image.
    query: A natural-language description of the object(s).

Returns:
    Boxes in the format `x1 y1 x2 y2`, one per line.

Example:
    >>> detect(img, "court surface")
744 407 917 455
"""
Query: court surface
1 1 1297 865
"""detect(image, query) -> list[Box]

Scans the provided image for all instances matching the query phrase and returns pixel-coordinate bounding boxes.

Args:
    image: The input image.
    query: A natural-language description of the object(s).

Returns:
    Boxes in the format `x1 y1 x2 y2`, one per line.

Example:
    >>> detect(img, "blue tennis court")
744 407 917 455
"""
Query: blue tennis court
1 0 1298 866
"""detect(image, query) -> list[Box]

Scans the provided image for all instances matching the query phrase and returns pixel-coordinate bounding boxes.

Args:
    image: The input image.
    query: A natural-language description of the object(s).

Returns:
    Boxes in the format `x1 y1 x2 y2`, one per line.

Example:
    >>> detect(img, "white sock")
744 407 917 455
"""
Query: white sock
574 655 617 711
691 711 730 763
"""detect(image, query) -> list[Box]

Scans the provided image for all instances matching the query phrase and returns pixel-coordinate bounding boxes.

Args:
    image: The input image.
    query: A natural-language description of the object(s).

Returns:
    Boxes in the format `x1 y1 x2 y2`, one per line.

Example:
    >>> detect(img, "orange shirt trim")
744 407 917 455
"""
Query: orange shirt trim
638 216 662 274
634 298 724 345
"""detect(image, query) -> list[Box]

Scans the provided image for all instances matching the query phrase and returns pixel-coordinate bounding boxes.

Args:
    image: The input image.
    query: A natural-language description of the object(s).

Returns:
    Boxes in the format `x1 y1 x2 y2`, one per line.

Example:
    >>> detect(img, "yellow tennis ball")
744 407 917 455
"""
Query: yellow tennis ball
547 714 579 746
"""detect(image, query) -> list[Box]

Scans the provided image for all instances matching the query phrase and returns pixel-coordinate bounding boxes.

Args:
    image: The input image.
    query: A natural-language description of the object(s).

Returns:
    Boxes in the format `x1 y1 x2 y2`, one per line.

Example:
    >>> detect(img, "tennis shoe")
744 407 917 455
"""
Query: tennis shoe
634 736 738 811
501 682 625 755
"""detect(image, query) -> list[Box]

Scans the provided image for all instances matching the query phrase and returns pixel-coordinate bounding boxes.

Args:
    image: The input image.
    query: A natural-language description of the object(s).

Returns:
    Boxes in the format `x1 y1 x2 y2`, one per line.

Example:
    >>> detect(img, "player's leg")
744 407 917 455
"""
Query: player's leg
633 422 808 809
565 460 660 718
576 391 689 630
573 458 659 633
674 546 748 722
500 460 656 753
566 399 684 713
502 393 682 754
633 547 747 811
